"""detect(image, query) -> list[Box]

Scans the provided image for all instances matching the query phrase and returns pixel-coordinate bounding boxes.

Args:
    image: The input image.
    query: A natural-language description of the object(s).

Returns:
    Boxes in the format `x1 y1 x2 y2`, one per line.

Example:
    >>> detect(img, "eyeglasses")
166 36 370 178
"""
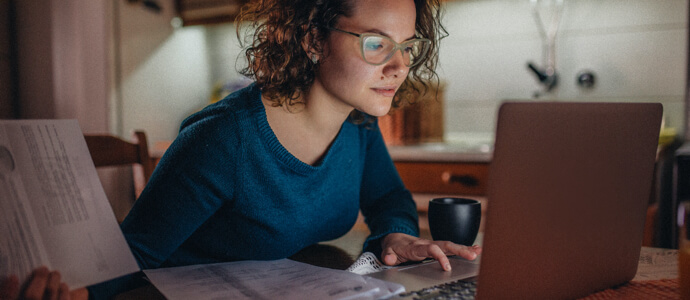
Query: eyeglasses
326 27 431 68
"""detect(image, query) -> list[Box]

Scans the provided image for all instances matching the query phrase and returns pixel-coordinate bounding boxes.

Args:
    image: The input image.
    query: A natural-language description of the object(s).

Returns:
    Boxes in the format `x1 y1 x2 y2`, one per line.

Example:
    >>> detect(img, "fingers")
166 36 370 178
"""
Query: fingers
472 245 482 255
12 267 70 300
381 244 403 266
23 267 50 300
69 287 88 300
385 241 482 271
383 253 398 266
0 275 20 300
380 233 483 272
0 268 73 300
424 244 452 271
58 283 71 300
45 270 62 300
441 242 481 260
415 242 482 271
383 240 455 271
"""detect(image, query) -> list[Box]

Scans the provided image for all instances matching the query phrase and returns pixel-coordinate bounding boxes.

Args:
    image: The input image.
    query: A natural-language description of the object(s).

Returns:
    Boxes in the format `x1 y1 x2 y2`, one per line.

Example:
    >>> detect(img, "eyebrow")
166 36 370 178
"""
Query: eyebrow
364 28 418 41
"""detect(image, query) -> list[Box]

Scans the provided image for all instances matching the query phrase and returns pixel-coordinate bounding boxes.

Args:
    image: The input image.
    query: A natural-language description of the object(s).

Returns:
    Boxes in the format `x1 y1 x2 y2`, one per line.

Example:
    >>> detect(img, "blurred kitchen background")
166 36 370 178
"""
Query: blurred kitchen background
1 0 689 248
3 0 686 144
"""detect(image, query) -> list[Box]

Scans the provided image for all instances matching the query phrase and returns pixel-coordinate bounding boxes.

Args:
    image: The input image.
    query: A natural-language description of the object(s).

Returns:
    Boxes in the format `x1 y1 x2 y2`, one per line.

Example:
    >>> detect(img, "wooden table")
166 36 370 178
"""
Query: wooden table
116 227 679 299
296 228 681 299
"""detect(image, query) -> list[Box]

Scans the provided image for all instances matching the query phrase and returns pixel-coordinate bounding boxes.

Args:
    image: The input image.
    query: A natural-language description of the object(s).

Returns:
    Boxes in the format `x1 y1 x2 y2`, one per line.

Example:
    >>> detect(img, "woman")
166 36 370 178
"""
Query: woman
6 0 481 298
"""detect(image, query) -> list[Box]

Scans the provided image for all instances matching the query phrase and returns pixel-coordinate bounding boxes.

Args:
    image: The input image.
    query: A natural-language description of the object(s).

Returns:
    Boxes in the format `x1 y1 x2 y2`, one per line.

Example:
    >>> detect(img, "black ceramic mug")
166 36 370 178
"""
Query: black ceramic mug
428 197 481 246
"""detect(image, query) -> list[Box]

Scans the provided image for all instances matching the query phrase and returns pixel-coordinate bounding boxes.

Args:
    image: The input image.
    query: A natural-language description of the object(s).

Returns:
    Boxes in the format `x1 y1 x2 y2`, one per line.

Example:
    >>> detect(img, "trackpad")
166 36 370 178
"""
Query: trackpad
366 256 480 292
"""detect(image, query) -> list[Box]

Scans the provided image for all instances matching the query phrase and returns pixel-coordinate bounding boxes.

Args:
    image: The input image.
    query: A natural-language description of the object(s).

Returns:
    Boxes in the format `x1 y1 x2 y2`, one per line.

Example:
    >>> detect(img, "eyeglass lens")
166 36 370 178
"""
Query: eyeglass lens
361 35 429 67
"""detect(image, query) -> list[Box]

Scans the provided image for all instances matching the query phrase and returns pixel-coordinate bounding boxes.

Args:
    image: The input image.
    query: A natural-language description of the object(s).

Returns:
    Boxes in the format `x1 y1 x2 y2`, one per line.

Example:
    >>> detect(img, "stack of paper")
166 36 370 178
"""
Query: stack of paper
144 259 404 300
0 120 139 288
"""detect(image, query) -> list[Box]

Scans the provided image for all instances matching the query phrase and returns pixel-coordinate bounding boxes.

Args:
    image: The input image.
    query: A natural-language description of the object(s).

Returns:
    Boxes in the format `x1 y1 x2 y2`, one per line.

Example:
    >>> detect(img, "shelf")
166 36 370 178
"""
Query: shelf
176 0 248 26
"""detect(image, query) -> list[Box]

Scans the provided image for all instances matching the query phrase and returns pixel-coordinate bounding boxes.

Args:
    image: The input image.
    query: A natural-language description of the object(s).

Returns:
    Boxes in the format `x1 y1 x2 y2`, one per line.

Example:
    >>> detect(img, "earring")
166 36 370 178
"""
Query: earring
311 54 319 64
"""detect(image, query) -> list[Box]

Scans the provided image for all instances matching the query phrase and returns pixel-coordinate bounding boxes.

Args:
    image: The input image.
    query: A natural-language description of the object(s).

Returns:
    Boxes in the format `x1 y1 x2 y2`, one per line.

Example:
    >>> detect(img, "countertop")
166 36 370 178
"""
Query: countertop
387 142 493 163
153 141 495 163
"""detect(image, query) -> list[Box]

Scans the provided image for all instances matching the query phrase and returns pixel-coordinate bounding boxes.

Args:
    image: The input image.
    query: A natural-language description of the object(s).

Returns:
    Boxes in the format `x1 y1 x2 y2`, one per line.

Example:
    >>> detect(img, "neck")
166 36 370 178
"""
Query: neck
262 86 353 165
300 81 354 132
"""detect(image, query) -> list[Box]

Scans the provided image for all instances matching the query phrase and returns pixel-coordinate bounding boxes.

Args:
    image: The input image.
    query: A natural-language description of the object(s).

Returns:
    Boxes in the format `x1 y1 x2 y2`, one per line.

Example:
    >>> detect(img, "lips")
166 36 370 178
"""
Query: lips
371 87 397 97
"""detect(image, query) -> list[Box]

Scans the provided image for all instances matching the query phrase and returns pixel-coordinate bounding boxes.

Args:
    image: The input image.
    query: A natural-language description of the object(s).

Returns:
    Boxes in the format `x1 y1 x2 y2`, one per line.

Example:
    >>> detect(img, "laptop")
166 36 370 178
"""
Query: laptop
367 102 663 299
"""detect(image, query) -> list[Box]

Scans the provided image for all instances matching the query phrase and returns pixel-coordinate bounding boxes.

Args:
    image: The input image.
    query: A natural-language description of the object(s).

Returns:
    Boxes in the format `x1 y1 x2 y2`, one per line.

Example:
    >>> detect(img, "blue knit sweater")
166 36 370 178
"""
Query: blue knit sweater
87 83 419 299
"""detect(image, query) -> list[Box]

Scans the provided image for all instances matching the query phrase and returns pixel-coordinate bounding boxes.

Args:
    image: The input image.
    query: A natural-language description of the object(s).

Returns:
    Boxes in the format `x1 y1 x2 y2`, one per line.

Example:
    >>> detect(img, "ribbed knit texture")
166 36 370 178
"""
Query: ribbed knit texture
87 83 419 299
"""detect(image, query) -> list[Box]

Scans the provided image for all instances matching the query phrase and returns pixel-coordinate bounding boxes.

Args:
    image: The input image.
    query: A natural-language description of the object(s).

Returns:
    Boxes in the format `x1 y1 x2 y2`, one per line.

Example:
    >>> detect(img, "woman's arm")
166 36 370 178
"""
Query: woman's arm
358 121 481 269
88 108 241 299
358 121 420 252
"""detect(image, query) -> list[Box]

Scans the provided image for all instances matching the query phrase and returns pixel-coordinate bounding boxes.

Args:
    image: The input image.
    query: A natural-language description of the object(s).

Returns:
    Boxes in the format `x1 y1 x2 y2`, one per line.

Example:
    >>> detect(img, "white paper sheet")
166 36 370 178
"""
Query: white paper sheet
633 246 679 281
144 259 404 300
0 120 139 288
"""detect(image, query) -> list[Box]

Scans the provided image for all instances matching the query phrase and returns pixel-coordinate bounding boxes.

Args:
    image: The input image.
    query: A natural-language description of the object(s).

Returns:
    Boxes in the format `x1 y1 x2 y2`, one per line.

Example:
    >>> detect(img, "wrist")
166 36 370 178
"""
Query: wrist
382 232 409 249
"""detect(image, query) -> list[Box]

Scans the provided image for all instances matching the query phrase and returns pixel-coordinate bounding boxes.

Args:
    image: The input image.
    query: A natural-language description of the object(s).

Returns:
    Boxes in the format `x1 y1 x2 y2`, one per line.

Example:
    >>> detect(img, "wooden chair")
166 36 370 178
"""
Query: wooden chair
84 131 154 198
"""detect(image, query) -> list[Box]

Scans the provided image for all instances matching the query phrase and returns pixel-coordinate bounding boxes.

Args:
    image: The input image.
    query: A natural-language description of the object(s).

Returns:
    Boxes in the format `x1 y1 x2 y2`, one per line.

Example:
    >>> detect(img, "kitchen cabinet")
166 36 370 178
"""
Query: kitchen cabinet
387 145 491 199
386 145 491 234
396 161 489 197
392 156 490 233
387 144 492 211
176 0 248 26
175 0 459 26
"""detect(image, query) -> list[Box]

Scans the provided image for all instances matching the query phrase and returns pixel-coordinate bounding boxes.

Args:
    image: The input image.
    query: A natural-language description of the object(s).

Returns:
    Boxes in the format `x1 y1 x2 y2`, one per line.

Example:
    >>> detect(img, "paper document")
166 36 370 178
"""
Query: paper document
0 120 139 288
633 246 678 281
144 259 404 300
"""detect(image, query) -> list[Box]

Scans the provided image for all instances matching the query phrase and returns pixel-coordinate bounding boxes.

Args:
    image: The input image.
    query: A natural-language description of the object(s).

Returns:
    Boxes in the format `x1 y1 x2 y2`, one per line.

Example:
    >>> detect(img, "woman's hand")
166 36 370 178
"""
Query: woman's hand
0 267 88 300
381 233 482 271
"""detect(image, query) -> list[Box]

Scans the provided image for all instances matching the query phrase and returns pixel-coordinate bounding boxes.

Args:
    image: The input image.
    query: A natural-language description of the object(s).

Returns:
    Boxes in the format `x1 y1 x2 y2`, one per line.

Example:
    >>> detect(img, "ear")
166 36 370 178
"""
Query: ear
301 27 321 62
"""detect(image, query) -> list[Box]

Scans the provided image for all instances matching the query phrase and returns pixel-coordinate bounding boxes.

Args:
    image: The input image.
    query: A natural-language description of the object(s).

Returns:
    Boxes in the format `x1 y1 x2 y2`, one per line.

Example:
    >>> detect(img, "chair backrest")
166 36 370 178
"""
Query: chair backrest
84 131 154 198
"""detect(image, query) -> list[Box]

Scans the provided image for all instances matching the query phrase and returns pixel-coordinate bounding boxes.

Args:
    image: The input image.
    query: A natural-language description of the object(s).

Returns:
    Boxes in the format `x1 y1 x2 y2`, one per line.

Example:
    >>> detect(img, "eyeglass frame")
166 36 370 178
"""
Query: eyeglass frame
324 26 432 68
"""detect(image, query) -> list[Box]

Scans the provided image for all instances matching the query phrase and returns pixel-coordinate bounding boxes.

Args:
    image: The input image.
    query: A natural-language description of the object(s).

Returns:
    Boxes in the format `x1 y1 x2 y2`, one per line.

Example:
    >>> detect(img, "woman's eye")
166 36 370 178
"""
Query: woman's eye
364 36 388 52
364 42 384 51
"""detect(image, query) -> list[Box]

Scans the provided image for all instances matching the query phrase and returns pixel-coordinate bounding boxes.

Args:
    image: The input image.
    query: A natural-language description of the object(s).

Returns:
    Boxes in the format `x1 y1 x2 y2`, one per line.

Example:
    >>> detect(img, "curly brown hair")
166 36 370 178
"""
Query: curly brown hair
236 0 447 119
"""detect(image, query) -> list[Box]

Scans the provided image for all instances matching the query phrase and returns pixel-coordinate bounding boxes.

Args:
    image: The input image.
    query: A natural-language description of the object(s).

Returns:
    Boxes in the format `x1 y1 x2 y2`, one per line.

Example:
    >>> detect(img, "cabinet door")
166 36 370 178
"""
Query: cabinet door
395 162 489 196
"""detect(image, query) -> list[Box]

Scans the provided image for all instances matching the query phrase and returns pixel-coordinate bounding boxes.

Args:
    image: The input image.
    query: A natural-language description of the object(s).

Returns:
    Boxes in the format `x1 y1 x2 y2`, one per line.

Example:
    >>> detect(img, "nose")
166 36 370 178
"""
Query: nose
382 49 409 78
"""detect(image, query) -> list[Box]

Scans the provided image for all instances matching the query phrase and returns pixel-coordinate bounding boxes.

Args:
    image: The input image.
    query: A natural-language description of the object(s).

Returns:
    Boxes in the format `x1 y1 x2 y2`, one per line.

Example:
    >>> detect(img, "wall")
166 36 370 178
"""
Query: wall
9 0 687 222
117 20 247 144
0 0 14 119
14 1 55 119
440 0 687 144
205 24 247 87
117 0 213 144
13 0 134 220
14 0 111 131
118 0 688 147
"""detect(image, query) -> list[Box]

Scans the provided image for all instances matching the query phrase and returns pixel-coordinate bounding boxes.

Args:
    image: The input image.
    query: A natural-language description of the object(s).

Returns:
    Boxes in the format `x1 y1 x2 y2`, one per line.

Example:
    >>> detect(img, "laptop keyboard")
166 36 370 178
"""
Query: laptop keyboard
396 279 477 300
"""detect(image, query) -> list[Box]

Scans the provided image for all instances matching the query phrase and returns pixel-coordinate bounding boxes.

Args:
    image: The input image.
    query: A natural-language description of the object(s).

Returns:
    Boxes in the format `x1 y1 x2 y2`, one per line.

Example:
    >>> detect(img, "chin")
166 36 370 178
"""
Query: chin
364 105 393 117
360 97 394 117
369 109 390 117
